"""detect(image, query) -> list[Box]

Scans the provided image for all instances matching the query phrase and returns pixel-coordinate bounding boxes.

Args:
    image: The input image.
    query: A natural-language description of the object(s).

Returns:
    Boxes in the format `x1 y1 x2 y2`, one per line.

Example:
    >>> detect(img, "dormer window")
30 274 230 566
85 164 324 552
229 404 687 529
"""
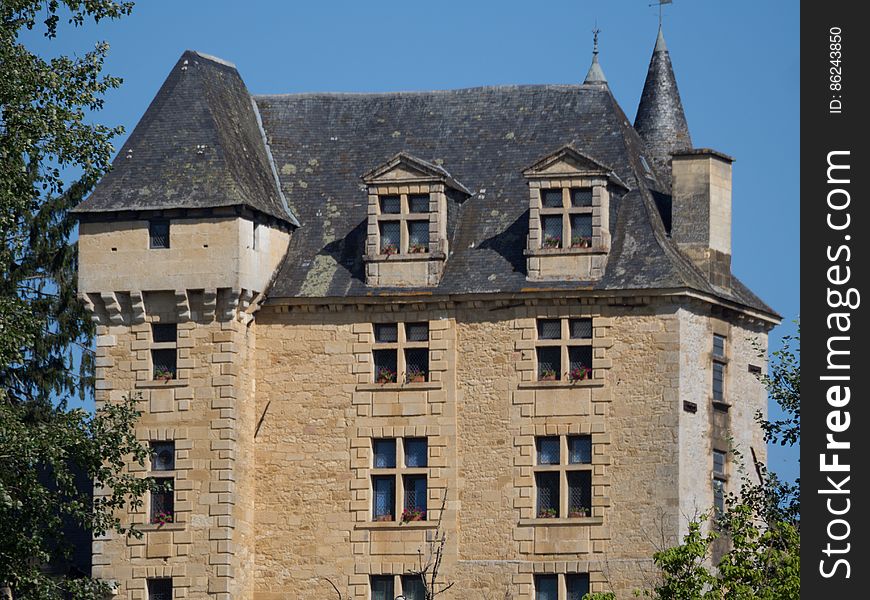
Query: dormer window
522 145 627 281
375 193 431 255
362 152 470 287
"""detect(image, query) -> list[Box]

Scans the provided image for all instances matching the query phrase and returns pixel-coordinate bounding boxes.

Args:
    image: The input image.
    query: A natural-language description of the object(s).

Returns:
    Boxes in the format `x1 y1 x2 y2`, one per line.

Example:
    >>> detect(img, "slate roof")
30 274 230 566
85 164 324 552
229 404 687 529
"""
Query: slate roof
75 48 776 319
255 84 774 317
634 28 693 183
73 51 298 225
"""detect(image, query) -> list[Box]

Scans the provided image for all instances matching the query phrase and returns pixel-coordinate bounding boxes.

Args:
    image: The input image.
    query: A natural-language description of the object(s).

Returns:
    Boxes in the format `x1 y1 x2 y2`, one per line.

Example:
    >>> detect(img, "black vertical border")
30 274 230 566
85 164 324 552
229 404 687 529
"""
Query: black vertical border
802 3 870 596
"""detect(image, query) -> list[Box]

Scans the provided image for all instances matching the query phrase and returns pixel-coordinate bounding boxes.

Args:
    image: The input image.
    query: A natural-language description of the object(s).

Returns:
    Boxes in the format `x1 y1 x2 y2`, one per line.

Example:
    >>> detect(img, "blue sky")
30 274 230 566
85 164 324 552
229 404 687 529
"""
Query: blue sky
25 0 799 480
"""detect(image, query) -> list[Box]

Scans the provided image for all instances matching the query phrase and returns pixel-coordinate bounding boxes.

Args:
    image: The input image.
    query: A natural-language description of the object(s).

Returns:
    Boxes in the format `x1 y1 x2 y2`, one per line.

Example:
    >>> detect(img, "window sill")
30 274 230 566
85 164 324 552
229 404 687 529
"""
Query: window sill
712 400 731 412
135 380 188 389
357 381 442 392
355 520 437 530
364 251 446 263
524 247 605 256
518 379 603 390
518 516 604 527
138 522 186 532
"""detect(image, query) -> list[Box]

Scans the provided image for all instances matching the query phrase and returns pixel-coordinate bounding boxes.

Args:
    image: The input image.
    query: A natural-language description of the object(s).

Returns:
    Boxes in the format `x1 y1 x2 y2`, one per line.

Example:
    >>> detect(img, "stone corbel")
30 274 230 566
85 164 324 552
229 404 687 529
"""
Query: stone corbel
100 292 124 326
174 290 191 322
130 291 146 325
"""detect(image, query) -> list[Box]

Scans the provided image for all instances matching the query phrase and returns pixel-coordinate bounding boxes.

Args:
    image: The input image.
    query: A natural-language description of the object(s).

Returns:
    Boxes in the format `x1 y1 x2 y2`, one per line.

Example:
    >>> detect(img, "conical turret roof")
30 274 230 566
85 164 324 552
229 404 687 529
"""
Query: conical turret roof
634 27 692 181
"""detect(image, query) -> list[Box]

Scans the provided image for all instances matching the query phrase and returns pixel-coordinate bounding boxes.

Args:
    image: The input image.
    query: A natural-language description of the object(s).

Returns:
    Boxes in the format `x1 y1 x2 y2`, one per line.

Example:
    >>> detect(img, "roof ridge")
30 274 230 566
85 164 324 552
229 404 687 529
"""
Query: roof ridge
253 83 593 99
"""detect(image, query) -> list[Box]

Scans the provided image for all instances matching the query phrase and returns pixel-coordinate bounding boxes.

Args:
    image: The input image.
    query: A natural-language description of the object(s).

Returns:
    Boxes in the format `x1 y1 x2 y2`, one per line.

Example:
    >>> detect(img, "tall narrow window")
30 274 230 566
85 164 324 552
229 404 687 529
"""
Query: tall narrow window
252 221 260 251
712 334 727 403
370 437 428 522
151 323 177 381
713 449 727 516
149 220 170 249
150 477 174 525
535 472 559 518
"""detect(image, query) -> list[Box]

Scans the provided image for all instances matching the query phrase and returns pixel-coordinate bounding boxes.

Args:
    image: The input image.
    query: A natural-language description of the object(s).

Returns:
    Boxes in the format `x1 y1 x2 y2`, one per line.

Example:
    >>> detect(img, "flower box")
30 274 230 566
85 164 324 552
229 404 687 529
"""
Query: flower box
542 236 562 249
538 508 558 518
153 367 174 383
374 514 393 522
571 236 593 249
409 243 428 254
568 366 590 383
376 367 397 384
401 508 426 522
539 369 557 382
568 508 590 518
151 511 174 526
381 243 398 256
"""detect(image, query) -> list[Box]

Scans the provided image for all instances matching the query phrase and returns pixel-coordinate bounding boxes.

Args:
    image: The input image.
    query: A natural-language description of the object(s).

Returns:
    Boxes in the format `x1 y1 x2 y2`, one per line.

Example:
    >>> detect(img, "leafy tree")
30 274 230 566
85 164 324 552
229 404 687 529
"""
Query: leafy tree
1 2 152 599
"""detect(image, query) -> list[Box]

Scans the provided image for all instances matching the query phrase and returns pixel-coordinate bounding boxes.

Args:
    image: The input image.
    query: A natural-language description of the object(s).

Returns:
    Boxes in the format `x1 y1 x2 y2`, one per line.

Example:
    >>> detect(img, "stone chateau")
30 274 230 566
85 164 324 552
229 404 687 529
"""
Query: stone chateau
74 26 779 600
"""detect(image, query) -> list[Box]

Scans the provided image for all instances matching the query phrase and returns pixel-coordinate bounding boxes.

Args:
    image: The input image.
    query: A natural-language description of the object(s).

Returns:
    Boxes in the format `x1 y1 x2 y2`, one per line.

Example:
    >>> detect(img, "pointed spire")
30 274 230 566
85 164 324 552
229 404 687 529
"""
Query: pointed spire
634 26 692 182
584 28 607 85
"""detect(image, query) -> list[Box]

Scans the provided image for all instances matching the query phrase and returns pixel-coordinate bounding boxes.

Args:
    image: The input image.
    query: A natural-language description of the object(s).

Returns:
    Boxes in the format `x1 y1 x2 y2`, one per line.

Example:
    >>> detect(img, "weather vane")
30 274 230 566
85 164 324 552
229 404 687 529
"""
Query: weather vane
592 26 600 54
649 0 673 28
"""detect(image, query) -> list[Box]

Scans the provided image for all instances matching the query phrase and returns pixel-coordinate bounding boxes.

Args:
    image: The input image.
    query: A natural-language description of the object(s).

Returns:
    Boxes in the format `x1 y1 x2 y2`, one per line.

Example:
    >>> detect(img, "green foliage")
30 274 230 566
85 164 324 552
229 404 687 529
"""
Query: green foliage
1 2 149 598
755 321 799 447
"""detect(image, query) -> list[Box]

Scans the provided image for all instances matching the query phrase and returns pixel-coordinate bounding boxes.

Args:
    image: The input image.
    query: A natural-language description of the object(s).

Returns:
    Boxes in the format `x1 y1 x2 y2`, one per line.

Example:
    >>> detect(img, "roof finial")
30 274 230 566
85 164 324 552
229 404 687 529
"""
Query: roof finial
584 26 607 84
649 0 673 29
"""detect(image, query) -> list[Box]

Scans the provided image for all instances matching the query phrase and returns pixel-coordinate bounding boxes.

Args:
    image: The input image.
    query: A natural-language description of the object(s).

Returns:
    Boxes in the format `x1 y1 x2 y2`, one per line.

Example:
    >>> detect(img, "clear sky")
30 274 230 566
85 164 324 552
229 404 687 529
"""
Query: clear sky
25 0 799 480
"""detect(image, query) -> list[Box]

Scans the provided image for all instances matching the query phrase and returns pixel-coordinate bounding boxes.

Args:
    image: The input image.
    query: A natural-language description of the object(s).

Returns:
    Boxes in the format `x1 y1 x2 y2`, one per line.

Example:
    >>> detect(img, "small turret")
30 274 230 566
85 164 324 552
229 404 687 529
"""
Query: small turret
634 27 692 182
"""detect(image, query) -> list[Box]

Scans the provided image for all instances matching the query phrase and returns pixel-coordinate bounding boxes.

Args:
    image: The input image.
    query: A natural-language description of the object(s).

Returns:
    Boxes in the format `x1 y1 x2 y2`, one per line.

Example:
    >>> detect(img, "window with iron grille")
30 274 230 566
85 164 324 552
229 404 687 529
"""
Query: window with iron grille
537 186 595 250
150 477 174 524
401 575 426 600
151 441 175 471
534 574 558 600
370 575 395 600
535 318 594 382
151 323 177 381
371 437 429 522
534 434 594 519
566 574 590 600
375 192 432 254
149 220 170 249
147 578 172 600
372 322 429 383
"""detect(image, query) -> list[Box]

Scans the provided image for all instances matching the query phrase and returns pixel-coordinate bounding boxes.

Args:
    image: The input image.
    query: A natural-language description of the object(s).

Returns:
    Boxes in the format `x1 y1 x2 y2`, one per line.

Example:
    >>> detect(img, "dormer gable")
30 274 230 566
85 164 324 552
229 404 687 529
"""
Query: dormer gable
362 153 470 287
523 145 626 282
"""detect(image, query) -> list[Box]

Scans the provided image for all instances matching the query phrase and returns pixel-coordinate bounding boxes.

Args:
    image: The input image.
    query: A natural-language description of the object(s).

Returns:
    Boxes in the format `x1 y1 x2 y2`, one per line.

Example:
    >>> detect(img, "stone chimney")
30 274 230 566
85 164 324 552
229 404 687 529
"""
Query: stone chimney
670 148 733 288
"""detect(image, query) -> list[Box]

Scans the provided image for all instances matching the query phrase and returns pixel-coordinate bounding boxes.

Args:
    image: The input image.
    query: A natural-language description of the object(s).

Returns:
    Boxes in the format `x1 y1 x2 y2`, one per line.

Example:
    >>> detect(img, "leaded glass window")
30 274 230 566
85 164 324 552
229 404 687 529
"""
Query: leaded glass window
568 436 592 464
408 220 429 252
402 576 426 600
404 438 428 468
147 578 172 600
569 318 593 339
371 575 394 600
541 188 564 208
570 214 593 247
536 347 561 381
571 187 593 207
713 449 727 476
537 319 561 340
380 195 401 214
713 334 726 358
372 476 395 520
404 348 428 382
379 221 400 254
713 361 725 401
568 471 591 516
150 477 174 524
375 323 398 343
151 349 176 381
541 215 563 248
536 472 559 517
406 322 429 342
409 194 430 213
373 439 396 468
373 349 397 383
536 437 560 465
403 475 427 514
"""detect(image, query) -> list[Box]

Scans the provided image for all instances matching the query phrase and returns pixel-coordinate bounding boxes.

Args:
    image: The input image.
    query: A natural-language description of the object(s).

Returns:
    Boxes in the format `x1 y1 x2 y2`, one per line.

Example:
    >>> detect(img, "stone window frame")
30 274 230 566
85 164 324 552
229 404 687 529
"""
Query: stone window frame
533 572 591 600
532 434 594 520
514 312 611 389
131 427 191 533
371 322 430 385
515 423 609 526
150 323 178 381
529 180 607 254
374 191 434 256
370 436 429 523
537 187 595 250
133 320 194 390
534 317 594 383
351 425 446 530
